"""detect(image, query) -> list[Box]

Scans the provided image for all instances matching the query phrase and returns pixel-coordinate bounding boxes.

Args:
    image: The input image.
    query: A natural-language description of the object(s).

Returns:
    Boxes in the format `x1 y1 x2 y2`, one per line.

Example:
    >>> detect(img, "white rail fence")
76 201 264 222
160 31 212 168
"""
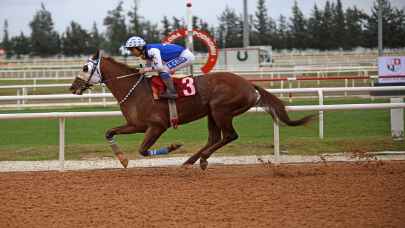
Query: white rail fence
0 77 376 106
0 103 404 171
1 86 404 134
0 84 398 108
0 66 377 80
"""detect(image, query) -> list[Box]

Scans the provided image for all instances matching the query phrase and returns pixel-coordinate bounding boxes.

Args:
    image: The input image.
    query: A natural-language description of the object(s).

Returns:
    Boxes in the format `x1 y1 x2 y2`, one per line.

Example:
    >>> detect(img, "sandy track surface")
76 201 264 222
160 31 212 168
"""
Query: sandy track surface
0 161 404 227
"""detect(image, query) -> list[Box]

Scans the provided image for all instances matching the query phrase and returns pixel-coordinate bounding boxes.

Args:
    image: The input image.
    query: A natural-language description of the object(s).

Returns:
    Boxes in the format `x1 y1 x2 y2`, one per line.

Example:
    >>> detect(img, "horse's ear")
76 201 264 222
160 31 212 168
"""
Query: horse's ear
94 50 100 59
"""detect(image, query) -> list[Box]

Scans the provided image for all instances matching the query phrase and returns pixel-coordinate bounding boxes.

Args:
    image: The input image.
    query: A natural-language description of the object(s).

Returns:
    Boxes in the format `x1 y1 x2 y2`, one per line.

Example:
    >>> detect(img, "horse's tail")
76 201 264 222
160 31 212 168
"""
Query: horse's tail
254 85 314 126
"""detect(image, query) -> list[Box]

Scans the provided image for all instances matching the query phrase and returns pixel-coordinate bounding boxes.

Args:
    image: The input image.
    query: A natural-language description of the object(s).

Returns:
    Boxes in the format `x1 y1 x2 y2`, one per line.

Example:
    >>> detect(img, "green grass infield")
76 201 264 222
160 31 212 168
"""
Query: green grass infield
0 98 404 161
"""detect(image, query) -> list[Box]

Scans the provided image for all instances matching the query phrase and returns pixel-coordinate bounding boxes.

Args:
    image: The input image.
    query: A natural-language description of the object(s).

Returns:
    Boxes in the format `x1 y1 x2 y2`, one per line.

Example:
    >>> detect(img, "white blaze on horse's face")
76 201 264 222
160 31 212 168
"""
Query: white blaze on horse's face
79 58 102 85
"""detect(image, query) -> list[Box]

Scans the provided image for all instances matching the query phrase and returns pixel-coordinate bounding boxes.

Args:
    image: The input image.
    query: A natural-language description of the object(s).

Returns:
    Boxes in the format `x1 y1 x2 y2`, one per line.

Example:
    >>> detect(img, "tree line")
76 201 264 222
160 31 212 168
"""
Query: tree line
1 0 404 57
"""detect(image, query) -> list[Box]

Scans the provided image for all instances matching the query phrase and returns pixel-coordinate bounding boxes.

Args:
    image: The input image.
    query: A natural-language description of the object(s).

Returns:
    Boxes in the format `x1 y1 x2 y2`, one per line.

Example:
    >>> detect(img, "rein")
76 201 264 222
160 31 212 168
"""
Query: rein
117 74 145 105
99 60 145 105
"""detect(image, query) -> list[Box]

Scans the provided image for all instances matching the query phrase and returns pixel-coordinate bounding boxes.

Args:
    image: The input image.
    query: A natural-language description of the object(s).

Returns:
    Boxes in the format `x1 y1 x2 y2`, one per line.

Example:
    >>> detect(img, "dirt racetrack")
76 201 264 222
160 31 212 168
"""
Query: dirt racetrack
1 161 404 228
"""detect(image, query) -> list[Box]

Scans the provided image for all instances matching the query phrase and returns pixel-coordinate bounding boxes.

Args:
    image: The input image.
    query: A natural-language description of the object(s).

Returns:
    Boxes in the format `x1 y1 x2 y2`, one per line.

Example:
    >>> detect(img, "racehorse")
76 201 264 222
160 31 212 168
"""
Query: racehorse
70 50 314 170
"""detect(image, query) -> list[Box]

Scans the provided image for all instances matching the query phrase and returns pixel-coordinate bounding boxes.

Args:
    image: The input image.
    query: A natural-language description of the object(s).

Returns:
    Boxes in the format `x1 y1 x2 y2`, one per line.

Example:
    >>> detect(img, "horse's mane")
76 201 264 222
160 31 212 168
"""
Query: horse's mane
104 56 138 74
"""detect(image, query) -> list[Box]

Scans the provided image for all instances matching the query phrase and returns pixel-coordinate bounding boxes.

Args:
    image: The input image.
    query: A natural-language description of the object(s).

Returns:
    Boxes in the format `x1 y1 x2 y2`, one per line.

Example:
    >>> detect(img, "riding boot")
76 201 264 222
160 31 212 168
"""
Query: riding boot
160 78 178 99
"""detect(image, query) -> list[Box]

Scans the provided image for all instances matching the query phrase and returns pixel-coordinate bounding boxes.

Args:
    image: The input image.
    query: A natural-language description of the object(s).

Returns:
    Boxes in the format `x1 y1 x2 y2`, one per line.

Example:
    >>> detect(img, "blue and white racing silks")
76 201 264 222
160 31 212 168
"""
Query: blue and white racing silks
144 43 194 73
145 44 185 62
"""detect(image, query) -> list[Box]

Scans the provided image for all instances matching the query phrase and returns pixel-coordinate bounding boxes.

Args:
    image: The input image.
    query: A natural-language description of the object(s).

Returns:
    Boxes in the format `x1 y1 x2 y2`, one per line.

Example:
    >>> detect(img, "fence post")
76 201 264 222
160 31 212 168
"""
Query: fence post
273 119 280 159
318 90 324 139
22 87 27 105
102 86 107 107
270 72 274 87
16 89 21 107
33 79 37 91
370 79 375 101
88 90 92 104
344 79 348 96
260 68 263 79
391 98 404 141
59 117 65 171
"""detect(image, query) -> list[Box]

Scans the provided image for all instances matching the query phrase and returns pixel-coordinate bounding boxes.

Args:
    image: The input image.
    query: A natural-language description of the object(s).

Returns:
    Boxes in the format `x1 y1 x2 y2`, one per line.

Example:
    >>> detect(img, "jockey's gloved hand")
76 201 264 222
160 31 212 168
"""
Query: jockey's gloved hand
138 67 153 75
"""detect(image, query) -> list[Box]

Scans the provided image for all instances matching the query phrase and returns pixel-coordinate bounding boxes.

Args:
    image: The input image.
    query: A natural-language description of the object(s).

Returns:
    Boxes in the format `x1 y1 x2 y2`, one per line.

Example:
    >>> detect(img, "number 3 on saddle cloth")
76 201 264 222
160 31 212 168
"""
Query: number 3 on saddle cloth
150 75 197 128
150 75 197 100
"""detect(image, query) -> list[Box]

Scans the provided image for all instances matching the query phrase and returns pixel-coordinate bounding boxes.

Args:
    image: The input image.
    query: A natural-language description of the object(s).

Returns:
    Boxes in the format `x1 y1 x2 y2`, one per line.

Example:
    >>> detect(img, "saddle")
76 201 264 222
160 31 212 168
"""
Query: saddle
150 75 197 100
149 75 198 129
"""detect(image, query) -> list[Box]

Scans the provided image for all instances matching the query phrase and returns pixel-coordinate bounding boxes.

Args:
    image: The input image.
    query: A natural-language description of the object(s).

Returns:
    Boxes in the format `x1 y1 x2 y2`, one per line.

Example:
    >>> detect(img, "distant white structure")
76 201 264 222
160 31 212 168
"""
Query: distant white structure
217 46 272 71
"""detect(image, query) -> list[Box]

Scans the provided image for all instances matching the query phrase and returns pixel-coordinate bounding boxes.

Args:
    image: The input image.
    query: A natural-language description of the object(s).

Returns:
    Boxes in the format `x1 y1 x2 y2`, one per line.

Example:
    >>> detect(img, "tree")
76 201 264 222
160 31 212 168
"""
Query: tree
199 17 210 32
307 4 323 49
318 1 334 50
365 0 405 48
172 16 183 30
186 16 212 52
61 21 90 56
217 6 243 48
161 16 171 37
274 15 290 49
142 21 160 43
289 1 308 49
127 0 143 35
87 22 105 54
172 16 186 46
103 1 128 55
253 0 271 46
11 32 31 57
29 3 60 56
345 6 367 49
332 0 346 49
1 20 13 57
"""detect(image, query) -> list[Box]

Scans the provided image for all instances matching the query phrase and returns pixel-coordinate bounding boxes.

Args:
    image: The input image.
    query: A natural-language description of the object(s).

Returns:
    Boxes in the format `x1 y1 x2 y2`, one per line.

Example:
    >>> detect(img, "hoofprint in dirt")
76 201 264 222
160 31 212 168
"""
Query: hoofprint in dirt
0 161 404 228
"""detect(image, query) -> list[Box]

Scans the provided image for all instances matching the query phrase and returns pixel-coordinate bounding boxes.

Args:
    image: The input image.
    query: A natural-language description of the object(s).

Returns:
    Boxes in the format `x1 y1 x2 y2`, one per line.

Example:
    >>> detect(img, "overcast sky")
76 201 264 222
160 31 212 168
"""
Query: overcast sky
1 0 405 38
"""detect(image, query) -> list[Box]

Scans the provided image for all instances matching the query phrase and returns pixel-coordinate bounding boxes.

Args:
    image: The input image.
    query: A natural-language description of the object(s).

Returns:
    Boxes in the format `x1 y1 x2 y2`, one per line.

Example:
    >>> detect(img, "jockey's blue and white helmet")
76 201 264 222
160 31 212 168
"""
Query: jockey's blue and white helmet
125 36 146 49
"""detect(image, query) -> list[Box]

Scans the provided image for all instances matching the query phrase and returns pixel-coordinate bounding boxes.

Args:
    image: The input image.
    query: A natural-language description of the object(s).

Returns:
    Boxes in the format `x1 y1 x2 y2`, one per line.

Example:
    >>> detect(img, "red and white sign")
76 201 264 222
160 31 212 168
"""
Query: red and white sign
0 48 5 56
162 28 218 74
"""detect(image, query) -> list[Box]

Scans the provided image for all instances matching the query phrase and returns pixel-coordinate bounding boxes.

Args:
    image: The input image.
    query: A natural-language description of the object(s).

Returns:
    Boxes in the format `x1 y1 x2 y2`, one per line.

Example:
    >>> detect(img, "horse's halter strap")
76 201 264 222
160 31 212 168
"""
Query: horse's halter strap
86 56 103 85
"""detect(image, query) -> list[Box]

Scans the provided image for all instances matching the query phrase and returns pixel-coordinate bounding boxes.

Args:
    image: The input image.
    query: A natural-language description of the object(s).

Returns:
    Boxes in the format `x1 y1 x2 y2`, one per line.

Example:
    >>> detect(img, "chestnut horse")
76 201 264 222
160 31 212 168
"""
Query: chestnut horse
70 50 313 170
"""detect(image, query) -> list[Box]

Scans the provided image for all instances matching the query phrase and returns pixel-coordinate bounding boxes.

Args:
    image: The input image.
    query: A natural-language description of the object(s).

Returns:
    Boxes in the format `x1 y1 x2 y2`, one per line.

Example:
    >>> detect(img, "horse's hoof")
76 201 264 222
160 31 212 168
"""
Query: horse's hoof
120 158 129 168
199 158 208 170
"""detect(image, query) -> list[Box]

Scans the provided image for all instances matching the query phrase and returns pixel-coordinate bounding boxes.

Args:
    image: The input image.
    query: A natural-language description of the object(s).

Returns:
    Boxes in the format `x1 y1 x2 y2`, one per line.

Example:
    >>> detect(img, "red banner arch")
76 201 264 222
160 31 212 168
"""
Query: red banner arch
162 28 218 74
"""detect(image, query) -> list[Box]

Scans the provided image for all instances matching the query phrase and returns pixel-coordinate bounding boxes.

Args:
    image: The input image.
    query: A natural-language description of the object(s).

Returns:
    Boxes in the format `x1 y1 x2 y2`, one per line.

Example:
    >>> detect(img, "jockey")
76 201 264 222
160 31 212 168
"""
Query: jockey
125 36 195 99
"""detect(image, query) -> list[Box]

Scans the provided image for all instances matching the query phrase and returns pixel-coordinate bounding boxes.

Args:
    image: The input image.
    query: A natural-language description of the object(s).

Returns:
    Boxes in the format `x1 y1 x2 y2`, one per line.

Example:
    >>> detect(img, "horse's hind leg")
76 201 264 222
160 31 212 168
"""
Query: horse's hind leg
183 114 221 166
105 124 146 168
199 114 238 170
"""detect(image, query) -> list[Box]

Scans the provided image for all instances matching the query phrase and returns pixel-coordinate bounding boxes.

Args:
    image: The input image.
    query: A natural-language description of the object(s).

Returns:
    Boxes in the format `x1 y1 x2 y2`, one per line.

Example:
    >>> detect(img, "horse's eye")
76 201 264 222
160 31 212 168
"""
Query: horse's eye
83 65 89 72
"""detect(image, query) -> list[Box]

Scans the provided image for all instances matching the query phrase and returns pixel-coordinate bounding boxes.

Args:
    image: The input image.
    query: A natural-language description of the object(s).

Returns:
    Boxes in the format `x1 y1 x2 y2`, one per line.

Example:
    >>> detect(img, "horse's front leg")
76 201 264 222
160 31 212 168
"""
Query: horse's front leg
105 124 146 168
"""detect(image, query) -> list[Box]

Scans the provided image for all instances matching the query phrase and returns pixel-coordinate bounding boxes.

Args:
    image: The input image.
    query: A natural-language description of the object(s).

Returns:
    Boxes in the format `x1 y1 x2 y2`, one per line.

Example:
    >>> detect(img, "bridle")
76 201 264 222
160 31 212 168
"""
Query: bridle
87 57 103 83
78 54 146 105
